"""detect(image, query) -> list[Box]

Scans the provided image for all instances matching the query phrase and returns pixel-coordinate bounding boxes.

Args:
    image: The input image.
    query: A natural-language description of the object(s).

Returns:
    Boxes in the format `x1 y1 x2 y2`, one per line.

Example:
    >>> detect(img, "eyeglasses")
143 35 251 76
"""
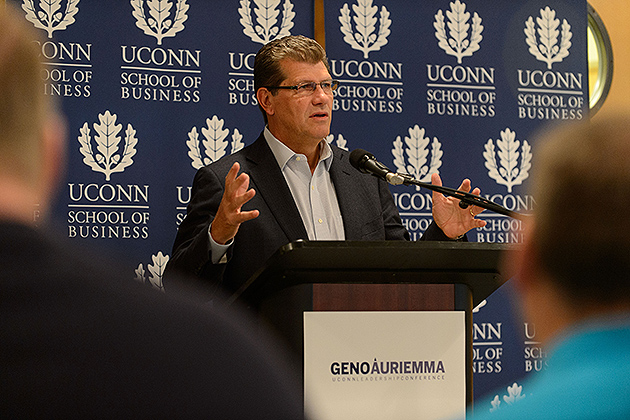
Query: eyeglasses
265 80 340 95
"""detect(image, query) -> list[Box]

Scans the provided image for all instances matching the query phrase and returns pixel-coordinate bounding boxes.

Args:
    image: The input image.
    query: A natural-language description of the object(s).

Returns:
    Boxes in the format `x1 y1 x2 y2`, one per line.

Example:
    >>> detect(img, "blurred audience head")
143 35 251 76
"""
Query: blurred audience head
0 4 65 223
513 113 630 342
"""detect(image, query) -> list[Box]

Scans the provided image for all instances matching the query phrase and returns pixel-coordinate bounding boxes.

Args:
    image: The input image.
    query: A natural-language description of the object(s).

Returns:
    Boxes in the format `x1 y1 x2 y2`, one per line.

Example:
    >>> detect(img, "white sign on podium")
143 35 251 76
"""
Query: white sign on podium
304 311 466 420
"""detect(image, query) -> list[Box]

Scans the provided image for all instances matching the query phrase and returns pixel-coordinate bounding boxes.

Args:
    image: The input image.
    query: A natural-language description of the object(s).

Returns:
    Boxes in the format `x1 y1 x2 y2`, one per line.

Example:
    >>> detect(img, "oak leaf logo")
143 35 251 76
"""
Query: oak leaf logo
434 0 483 64
339 0 391 59
392 125 443 191
239 0 295 45
78 111 138 181
135 251 169 291
187 116 244 170
489 382 526 413
473 300 487 313
484 128 531 193
131 0 189 45
326 133 349 151
22 0 80 38
525 7 572 69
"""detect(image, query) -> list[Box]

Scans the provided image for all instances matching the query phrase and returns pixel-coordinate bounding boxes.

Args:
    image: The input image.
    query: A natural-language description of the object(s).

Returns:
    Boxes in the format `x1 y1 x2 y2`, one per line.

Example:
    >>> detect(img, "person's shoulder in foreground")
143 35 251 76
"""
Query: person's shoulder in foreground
0 4 304 417
469 318 630 420
1 222 304 419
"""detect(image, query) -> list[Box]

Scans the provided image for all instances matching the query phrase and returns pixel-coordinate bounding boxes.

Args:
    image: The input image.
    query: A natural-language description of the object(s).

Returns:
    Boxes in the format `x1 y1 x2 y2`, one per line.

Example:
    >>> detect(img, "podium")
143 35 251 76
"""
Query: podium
231 240 511 419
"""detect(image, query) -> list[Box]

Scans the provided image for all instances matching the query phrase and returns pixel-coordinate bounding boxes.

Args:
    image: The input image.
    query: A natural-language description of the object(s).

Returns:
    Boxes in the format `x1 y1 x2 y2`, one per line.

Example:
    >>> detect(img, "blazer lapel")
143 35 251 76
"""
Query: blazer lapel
330 146 370 240
245 134 309 241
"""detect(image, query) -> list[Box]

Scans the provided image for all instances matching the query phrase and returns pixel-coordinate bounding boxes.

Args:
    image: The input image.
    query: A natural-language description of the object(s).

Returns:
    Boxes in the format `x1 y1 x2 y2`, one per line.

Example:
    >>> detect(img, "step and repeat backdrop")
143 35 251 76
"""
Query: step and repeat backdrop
15 0 587 412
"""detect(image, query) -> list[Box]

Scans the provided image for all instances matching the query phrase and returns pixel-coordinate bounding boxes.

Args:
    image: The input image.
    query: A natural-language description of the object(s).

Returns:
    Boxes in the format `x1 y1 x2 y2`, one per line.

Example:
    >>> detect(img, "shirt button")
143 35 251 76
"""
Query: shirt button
318 218 323 224
296 156 301 161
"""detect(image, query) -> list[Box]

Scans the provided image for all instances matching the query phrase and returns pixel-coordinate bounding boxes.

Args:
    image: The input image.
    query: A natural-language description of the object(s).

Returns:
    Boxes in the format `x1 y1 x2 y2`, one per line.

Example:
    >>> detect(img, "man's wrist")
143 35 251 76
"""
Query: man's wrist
208 223 232 264
434 220 462 240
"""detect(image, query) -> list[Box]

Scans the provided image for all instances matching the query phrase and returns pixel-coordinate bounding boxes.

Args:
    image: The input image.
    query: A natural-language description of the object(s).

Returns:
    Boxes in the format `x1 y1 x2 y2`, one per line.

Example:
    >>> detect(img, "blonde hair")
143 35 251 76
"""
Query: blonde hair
0 5 49 187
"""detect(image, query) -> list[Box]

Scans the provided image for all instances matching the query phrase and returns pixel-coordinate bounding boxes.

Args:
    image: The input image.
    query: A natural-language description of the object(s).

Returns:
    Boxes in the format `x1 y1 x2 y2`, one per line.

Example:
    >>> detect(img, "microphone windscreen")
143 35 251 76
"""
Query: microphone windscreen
349 148 373 171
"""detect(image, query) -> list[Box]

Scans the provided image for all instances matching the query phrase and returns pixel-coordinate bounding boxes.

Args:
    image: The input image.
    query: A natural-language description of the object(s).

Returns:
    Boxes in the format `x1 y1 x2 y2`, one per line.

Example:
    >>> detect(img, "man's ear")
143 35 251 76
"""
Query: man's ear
38 114 67 210
256 87 275 117
508 219 540 295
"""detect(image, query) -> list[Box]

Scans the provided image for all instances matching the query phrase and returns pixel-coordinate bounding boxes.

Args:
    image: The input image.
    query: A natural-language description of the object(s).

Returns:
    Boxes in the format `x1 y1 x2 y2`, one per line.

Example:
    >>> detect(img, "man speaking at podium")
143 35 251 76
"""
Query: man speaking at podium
165 35 486 298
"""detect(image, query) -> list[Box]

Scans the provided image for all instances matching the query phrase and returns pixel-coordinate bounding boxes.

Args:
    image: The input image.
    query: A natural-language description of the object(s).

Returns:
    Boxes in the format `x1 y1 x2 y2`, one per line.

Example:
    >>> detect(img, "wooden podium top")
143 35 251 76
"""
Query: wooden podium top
232 240 515 307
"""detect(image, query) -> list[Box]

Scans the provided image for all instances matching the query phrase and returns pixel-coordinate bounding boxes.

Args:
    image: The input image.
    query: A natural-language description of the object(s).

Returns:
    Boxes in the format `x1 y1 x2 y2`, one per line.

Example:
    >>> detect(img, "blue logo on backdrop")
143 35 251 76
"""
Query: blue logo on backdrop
517 6 584 121
428 0 496 118
333 0 403 115
23 0 92 99
122 0 201 103
69 111 150 240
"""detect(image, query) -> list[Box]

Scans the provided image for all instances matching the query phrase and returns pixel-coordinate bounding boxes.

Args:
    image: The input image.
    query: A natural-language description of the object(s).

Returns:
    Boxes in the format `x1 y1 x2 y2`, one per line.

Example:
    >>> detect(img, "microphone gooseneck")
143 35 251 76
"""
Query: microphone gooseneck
348 148 526 220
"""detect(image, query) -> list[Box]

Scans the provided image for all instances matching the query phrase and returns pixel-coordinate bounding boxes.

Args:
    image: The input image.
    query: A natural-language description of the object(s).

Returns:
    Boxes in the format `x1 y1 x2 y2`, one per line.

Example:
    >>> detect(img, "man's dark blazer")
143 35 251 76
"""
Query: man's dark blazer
1 222 303 418
166 132 452 297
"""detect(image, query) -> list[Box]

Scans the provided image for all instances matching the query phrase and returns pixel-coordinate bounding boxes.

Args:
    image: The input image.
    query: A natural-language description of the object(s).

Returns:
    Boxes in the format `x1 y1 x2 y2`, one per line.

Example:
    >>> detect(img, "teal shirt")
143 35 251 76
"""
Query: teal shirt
469 318 630 419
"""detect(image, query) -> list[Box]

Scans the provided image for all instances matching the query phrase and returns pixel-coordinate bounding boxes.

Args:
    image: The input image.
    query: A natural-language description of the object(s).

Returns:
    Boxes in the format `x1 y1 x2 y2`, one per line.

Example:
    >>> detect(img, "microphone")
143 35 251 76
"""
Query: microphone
348 149 526 220
349 149 406 185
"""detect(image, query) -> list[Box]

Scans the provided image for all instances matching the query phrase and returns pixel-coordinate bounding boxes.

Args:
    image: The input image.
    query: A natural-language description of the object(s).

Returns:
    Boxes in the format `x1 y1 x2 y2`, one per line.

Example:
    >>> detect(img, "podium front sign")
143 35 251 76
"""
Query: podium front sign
304 311 466 420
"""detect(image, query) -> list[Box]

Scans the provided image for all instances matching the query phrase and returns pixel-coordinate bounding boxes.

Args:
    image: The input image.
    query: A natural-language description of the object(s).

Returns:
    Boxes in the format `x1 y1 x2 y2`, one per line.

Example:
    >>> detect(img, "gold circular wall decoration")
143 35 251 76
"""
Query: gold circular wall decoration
587 3 613 115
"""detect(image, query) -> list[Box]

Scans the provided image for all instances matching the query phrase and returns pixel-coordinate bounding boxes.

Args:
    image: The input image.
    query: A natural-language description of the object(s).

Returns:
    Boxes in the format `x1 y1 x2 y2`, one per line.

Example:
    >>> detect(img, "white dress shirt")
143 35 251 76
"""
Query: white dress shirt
209 128 345 264
264 127 345 241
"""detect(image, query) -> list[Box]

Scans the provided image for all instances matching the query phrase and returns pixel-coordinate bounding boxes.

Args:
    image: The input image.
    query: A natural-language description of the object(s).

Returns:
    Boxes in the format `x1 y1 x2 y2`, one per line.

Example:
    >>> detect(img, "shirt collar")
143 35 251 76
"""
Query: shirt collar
264 127 334 171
